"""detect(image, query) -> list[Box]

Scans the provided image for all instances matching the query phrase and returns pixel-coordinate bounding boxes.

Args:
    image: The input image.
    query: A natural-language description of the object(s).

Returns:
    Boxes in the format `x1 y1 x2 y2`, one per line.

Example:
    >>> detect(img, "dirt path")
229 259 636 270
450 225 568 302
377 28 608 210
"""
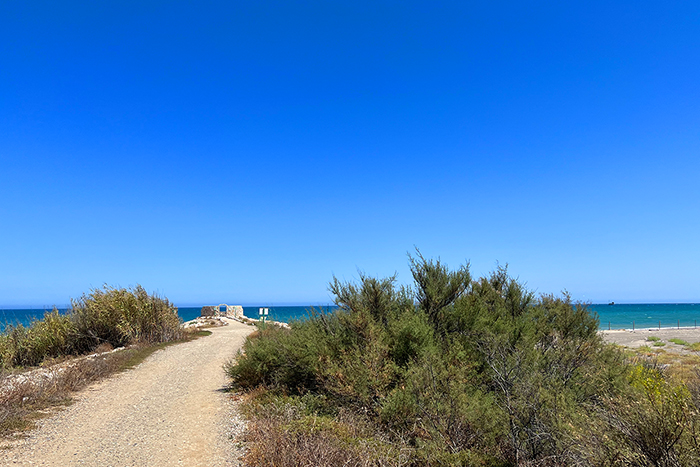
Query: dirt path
0 318 254 466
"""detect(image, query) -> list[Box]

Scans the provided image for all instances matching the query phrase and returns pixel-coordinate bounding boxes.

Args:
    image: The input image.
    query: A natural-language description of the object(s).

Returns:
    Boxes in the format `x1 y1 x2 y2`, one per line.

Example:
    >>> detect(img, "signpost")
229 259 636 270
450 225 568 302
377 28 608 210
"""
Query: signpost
258 307 269 323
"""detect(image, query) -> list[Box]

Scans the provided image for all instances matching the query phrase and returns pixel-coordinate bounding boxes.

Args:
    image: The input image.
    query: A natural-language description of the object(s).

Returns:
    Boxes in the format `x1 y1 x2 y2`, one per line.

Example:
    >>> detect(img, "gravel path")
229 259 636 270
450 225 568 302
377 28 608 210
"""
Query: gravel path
0 318 254 466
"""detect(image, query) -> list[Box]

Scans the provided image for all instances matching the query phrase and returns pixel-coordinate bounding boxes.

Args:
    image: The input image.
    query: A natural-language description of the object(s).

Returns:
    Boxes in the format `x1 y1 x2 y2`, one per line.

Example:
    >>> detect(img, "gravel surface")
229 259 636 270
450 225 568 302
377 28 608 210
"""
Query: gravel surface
0 318 254 466
601 327 700 353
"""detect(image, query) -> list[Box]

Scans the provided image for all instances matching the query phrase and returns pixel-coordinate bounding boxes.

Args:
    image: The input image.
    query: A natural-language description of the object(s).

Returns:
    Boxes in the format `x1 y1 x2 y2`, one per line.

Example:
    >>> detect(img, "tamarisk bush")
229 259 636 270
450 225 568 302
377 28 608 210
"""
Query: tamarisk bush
228 253 700 466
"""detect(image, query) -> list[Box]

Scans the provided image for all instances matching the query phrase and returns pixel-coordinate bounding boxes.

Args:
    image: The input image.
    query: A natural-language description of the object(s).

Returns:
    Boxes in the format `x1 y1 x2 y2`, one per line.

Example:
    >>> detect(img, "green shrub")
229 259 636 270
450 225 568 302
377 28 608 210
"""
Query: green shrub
228 254 700 467
228 253 681 466
0 309 73 368
70 285 182 352
381 344 503 454
409 250 471 332
601 364 700 466
386 306 435 367
0 285 182 371
226 319 329 392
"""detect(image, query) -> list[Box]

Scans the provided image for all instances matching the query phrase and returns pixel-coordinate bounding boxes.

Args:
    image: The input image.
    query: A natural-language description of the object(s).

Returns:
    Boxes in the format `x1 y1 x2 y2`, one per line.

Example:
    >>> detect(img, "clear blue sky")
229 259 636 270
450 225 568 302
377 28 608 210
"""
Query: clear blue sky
1 1 699 307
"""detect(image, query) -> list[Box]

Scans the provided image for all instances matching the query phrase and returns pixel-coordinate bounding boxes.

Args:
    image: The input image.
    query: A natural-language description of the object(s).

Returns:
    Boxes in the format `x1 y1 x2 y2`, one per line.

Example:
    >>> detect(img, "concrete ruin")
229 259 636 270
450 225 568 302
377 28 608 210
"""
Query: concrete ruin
200 306 218 317
200 304 244 319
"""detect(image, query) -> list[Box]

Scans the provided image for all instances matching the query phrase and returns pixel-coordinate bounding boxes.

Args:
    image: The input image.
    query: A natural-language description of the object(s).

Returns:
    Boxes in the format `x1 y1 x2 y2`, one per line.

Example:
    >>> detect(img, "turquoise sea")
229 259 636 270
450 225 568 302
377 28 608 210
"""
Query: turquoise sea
1 303 699 331
0 305 334 331
588 303 700 330
176 306 336 324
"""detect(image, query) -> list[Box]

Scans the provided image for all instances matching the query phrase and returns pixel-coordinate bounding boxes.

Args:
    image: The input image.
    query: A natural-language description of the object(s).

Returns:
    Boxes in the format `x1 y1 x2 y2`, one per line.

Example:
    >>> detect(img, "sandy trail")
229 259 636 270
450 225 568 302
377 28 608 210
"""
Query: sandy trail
0 318 253 466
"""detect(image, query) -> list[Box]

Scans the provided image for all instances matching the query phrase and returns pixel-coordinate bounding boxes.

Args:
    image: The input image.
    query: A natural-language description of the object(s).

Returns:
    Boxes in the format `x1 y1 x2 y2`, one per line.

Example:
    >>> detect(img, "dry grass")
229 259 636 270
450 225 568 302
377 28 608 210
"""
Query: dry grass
244 419 396 467
629 345 700 383
0 349 127 438
236 387 413 467
242 411 410 467
631 345 664 357
657 353 700 382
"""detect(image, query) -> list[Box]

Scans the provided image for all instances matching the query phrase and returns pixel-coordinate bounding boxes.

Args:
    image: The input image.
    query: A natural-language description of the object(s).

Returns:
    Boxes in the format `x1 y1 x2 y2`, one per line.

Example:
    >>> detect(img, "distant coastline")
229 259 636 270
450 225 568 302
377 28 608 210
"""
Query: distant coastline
0 305 336 330
2 303 699 331
588 303 700 330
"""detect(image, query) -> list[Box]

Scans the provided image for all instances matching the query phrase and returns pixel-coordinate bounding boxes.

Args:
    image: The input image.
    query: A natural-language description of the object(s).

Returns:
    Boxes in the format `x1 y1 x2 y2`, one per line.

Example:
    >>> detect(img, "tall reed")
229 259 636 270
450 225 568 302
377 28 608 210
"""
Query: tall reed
0 285 183 371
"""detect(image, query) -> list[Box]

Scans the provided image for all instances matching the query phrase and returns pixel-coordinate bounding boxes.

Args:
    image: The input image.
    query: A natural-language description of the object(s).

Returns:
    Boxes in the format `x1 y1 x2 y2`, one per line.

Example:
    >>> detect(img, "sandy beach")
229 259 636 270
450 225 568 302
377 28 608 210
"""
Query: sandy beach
601 327 700 351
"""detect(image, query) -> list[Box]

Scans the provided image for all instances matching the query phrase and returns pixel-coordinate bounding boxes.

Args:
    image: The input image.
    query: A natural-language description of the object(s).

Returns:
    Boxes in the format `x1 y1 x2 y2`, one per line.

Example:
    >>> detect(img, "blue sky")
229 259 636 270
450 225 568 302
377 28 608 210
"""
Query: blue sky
1 1 699 307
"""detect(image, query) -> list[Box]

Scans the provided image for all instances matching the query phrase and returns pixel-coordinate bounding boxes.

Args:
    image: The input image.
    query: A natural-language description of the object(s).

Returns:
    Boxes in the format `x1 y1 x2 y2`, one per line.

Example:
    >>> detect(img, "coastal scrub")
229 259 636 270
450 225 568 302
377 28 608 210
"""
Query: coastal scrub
227 253 700 466
0 285 183 370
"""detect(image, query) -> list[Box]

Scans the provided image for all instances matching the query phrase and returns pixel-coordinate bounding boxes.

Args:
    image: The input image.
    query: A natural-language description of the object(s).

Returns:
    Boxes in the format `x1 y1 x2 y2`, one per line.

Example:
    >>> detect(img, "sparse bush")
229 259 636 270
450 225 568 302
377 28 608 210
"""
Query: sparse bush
601 364 700 466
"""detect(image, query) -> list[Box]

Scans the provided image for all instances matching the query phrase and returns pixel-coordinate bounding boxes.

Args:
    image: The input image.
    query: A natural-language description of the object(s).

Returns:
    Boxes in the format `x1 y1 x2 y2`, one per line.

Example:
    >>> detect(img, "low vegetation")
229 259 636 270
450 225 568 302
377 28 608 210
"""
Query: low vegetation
227 253 700 466
0 285 195 438
0 285 183 370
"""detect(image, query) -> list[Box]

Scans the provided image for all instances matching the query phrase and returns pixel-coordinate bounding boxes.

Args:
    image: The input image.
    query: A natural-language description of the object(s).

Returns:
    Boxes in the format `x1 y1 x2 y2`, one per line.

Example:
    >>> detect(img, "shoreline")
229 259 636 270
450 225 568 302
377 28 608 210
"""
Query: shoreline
600 325 700 333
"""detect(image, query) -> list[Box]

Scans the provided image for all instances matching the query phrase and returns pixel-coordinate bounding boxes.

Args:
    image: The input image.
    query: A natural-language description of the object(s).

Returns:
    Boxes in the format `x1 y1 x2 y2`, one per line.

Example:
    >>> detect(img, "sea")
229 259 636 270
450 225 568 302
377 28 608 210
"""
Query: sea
1 303 699 332
588 303 700 330
0 305 333 332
